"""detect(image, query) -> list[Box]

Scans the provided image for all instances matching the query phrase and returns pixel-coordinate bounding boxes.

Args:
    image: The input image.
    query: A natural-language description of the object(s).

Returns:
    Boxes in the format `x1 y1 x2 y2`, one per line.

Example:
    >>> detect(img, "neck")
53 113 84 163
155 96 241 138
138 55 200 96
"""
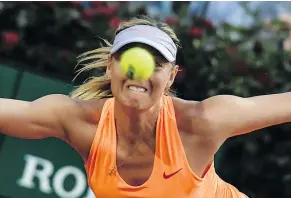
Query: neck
114 100 161 143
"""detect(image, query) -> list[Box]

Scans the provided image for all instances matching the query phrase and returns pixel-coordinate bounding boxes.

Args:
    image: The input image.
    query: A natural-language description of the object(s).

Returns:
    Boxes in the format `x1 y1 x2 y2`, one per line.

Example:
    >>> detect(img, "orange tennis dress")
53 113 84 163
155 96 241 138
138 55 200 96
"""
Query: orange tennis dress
85 96 248 198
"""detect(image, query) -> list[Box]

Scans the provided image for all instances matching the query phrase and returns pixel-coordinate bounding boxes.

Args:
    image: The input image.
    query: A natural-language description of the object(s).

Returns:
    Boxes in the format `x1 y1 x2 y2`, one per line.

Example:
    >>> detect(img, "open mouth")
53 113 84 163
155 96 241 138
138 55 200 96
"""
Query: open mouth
127 85 147 93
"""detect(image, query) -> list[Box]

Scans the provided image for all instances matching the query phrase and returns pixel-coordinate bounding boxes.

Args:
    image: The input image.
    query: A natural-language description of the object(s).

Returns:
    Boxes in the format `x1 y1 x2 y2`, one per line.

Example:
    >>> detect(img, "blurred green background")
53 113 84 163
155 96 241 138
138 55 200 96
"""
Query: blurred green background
0 64 93 198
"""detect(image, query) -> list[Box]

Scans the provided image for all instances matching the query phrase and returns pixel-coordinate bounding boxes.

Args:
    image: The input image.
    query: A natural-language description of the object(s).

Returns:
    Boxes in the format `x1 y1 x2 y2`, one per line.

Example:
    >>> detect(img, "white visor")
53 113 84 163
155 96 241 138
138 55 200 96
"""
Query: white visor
110 25 177 62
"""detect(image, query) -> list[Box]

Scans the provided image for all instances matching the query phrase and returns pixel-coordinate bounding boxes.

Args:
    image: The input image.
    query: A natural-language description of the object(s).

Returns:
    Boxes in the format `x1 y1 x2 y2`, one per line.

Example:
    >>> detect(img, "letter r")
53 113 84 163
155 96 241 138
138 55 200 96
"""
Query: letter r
17 154 54 194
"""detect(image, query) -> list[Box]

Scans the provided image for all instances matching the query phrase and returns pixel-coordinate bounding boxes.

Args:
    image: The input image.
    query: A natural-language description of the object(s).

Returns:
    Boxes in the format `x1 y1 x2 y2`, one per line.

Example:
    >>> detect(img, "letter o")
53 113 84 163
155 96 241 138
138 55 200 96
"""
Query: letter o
53 166 86 198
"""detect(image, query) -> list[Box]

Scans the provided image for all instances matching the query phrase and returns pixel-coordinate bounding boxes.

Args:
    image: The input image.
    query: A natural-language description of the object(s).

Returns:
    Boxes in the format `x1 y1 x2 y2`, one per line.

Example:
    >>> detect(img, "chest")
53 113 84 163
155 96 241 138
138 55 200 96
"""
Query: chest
115 140 156 186
114 130 214 187
88 138 210 198
90 145 196 198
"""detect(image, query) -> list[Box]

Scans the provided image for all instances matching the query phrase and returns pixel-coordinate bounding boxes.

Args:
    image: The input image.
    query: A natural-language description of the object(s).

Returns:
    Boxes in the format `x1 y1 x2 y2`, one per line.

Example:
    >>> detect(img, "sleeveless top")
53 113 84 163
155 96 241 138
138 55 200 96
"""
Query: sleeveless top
85 96 248 198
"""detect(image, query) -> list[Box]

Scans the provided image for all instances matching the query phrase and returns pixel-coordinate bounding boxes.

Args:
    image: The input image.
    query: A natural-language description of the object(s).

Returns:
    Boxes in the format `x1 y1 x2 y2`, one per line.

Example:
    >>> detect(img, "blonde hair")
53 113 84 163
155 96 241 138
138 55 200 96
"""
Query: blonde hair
71 15 181 100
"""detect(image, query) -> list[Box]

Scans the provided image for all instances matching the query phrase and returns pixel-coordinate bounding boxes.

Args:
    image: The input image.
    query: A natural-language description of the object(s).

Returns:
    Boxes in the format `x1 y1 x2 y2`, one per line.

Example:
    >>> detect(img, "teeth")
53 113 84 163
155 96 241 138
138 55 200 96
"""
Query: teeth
128 86 146 92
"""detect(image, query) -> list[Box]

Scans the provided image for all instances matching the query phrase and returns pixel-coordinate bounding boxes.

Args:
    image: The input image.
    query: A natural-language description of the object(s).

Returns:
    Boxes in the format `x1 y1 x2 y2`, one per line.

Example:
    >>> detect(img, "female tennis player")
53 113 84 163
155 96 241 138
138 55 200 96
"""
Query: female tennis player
0 15 288 197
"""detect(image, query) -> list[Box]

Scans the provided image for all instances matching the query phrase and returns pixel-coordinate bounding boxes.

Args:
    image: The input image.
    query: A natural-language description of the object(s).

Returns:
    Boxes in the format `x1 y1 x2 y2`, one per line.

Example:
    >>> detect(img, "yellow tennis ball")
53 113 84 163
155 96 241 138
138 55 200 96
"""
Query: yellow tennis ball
120 47 155 80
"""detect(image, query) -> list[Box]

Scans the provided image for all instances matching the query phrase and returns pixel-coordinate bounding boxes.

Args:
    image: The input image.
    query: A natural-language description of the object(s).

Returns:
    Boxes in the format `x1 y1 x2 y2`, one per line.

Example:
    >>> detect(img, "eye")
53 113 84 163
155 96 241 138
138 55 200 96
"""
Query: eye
155 62 163 67
155 62 163 71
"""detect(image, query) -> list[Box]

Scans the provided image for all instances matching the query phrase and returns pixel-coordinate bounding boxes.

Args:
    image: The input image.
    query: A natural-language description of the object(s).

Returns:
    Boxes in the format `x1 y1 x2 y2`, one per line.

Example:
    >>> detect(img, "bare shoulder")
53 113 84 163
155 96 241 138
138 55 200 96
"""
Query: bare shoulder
171 95 246 123
172 97 199 118
171 95 248 137
51 95 109 161
70 97 108 123
171 96 228 136
199 94 247 110
171 97 224 173
171 97 203 133
33 94 74 106
37 94 107 120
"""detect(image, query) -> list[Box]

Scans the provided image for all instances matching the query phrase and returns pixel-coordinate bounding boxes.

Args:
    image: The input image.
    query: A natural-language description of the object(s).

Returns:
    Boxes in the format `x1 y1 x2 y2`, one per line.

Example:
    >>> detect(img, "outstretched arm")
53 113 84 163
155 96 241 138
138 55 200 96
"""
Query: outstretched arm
199 93 291 138
0 94 76 140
